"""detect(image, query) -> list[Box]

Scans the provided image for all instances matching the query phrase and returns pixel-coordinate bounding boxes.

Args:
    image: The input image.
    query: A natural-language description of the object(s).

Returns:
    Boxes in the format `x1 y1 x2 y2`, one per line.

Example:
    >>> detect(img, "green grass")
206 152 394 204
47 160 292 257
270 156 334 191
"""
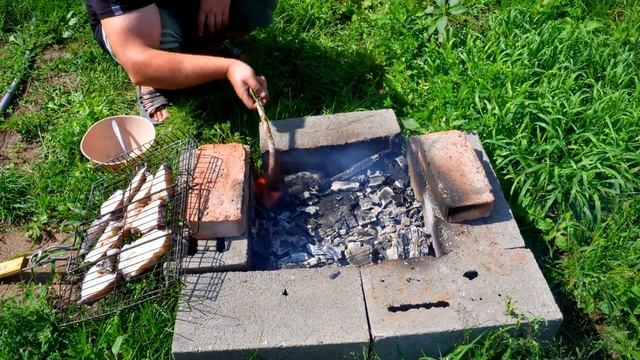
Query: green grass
1 0 639 358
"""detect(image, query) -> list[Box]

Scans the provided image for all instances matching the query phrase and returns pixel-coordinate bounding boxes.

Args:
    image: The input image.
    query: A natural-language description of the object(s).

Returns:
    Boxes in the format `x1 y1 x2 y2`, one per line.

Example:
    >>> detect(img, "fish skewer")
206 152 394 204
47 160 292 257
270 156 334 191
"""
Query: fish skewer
250 88 277 183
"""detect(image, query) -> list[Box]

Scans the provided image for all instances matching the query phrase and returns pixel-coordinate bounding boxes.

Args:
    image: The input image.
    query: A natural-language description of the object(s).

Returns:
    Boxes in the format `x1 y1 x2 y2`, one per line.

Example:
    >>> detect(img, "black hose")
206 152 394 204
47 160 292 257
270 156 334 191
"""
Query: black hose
0 78 20 114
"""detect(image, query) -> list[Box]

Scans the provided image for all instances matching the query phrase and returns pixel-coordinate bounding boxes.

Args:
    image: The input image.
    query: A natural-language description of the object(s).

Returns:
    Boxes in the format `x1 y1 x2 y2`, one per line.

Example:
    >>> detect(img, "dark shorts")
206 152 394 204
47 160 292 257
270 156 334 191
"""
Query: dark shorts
86 0 276 55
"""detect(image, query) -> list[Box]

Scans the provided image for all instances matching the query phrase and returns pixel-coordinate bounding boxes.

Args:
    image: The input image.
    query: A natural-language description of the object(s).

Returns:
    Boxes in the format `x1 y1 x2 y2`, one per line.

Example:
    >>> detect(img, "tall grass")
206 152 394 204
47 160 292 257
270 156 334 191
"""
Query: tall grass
1 0 639 358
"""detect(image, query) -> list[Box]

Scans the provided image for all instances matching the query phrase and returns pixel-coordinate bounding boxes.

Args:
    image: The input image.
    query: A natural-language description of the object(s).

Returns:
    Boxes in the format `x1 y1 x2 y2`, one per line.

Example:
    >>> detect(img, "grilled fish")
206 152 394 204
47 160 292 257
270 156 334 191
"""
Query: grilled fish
127 199 166 235
84 220 123 263
79 249 120 304
118 228 172 281
123 165 148 204
151 164 173 203
100 189 124 218
128 172 154 211
79 216 110 256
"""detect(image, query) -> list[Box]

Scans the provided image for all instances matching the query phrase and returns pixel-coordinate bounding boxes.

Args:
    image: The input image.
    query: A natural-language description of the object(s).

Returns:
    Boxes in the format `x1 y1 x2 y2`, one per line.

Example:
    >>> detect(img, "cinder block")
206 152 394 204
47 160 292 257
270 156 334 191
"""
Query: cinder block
182 233 250 273
259 109 402 176
361 249 563 360
172 267 371 360
409 132 524 251
187 144 249 239
408 130 494 222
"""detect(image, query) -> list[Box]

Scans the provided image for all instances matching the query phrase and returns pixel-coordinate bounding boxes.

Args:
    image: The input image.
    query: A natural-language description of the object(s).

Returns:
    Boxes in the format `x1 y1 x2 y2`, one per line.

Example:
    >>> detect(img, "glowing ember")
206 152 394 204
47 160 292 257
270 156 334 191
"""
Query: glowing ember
255 176 282 208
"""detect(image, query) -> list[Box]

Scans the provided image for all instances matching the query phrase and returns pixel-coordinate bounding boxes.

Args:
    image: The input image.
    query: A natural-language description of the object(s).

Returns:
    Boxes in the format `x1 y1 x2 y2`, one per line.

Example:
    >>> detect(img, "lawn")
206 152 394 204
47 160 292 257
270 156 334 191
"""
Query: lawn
1 0 639 358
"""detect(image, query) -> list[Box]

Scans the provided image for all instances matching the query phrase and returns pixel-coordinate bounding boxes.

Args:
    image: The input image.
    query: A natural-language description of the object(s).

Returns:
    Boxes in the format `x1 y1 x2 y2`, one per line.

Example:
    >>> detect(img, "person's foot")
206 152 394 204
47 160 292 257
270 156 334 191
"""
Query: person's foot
137 85 169 123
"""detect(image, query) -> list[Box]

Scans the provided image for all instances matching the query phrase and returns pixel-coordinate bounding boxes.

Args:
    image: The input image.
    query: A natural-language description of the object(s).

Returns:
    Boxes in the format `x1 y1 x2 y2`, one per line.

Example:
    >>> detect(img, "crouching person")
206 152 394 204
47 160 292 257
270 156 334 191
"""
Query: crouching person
85 0 276 123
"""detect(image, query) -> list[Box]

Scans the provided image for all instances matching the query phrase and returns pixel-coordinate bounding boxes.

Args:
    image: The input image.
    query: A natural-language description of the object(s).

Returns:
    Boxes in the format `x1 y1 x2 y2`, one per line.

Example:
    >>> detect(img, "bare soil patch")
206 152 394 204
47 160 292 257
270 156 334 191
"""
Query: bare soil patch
0 231 72 299
0 129 41 166
41 45 70 62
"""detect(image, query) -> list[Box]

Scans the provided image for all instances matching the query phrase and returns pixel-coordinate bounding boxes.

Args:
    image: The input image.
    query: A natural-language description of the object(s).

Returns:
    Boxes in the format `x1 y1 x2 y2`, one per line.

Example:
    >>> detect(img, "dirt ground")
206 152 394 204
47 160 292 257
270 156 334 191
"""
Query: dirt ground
0 130 41 166
0 231 72 299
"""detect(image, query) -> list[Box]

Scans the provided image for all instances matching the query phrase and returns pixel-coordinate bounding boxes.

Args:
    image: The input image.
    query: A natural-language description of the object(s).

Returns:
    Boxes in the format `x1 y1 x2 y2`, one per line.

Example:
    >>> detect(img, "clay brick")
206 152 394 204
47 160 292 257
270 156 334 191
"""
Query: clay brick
408 130 494 222
187 144 249 239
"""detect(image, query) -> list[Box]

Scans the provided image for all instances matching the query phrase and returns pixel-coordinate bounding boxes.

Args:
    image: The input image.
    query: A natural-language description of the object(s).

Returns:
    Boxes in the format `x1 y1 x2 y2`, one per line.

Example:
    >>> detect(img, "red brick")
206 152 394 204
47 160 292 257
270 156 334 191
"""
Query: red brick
188 144 249 239
408 131 494 222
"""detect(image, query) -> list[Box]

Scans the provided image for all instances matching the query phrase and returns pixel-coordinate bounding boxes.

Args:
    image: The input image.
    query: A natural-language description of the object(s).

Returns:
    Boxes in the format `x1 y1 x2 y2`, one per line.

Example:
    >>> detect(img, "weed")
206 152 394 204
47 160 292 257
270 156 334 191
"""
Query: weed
0 166 35 223
422 0 468 42
1 0 640 358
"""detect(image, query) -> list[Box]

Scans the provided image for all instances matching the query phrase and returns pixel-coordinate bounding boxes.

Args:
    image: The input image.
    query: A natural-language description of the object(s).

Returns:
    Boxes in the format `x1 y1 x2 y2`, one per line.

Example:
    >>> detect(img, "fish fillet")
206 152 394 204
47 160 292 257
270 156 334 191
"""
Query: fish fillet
79 249 120 304
100 189 124 218
123 165 148 204
151 164 173 203
126 199 166 235
85 221 123 263
80 215 110 256
118 228 172 281
129 172 154 208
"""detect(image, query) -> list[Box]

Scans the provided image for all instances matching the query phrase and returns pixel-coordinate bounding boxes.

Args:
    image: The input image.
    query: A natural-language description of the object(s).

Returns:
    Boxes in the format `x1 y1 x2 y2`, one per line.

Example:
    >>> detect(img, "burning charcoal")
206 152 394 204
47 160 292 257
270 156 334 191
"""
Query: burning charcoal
304 257 320 268
378 187 394 208
324 245 343 261
345 214 358 229
353 228 378 242
303 206 320 216
395 156 408 170
352 175 367 183
368 174 386 188
391 194 404 206
346 242 373 266
279 252 310 264
359 198 373 211
285 172 322 187
330 181 360 192
356 212 377 226
306 243 323 257
369 192 380 205
410 237 420 258
385 245 399 260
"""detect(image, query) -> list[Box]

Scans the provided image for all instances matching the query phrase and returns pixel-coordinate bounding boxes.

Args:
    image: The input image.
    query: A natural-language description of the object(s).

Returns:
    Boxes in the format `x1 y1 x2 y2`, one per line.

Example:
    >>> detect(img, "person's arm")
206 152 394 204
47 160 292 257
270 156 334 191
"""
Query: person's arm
101 4 267 109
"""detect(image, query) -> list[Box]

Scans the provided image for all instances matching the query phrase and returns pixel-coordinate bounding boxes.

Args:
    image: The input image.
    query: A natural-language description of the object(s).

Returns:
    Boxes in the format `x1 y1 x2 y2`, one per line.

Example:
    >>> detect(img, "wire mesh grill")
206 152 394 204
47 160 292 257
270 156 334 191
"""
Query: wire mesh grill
57 131 196 324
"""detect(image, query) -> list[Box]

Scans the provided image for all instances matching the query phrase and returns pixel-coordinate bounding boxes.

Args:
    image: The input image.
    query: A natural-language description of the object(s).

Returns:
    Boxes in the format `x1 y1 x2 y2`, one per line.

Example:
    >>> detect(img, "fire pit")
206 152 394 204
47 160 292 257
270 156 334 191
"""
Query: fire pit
172 109 562 360
252 148 432 269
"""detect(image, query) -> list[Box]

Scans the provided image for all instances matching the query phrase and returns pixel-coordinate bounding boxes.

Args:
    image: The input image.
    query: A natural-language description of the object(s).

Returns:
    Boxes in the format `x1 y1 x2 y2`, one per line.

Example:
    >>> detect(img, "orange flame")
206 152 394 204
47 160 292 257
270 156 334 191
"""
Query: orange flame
255 176 282 208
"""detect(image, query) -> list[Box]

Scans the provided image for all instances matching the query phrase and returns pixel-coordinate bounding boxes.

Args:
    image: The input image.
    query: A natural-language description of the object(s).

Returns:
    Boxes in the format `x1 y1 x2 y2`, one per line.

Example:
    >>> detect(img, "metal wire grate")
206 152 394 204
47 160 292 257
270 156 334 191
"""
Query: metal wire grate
57 131 196 324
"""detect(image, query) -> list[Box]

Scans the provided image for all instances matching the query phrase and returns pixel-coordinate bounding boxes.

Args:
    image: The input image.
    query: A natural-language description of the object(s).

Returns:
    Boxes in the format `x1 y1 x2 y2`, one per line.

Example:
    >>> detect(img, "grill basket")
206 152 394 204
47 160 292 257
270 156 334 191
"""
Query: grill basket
57 131 196 324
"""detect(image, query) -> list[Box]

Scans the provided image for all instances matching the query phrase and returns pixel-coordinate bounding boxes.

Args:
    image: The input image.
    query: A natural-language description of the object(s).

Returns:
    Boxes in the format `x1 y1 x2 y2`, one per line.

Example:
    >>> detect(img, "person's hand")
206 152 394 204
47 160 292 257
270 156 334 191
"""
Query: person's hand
226 60 269 110
198 0 230 36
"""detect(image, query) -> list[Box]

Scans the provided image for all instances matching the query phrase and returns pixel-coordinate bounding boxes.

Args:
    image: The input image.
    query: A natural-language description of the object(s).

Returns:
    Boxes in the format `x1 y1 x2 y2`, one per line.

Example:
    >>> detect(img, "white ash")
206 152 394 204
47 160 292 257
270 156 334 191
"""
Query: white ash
252 152 433 269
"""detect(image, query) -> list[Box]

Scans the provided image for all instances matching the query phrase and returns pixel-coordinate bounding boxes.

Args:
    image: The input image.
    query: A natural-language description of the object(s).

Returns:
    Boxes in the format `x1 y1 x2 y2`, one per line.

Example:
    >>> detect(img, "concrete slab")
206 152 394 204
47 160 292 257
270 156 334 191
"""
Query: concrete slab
361 249 563 359
259 109 402 176
408 132 525 251
182 233 250 273
408 130 494 222
187 144 249 239
172 267 370 360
